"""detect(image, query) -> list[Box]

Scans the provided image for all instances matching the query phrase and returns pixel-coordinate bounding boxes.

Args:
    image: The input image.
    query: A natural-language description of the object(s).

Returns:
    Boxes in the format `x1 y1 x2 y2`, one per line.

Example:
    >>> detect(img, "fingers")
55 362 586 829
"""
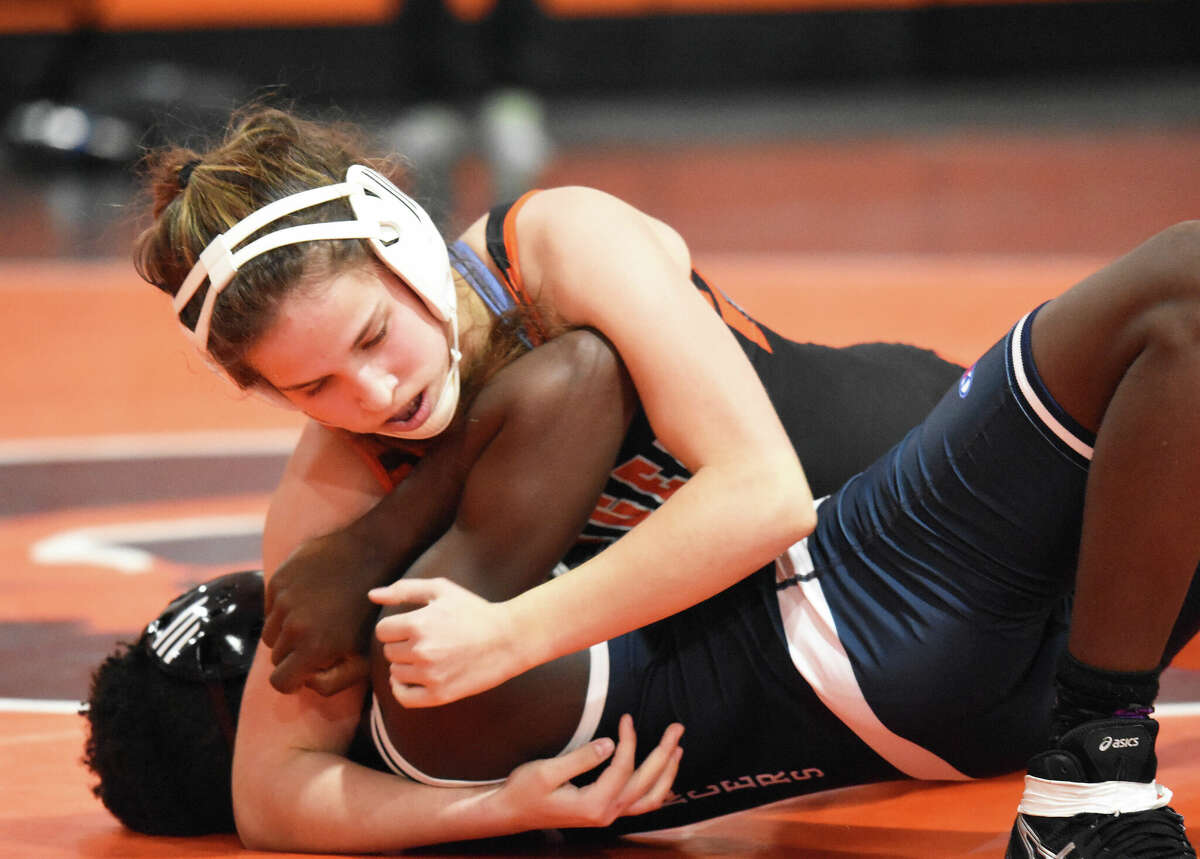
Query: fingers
260 575 295 644
531 736 617 787
379 638 453 708
262 575 278 616
368 578 445 607
387 675 443 709
267 650 310 694
305 654 369 697
587 713 638 798
578 716 684 820
625 747 683 816
260 603 282 648
375 613 414 646
371 583 437 645
501 716 684 831
621 723 684 816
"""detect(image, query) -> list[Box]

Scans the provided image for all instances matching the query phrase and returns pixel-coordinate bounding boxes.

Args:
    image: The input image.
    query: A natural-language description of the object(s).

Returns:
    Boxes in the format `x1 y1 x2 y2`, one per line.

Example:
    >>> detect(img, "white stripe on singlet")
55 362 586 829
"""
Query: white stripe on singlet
1009 311 1094 461
370 640 610 787
774 499 969 781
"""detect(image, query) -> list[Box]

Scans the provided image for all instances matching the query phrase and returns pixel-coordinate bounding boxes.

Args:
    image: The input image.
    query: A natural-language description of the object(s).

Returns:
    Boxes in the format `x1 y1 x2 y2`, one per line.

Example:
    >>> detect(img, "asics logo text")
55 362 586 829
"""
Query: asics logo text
1098 736 1139 751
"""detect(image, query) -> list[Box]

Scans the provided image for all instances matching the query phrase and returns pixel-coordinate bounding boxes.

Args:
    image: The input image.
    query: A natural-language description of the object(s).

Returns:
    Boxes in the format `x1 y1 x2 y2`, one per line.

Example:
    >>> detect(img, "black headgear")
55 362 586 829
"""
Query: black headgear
141 570 264 747
143 569 264 681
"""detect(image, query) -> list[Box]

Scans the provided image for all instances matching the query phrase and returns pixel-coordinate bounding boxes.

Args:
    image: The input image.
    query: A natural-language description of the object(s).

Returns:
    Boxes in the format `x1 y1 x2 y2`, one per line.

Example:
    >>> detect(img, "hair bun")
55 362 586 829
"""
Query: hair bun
177 159 201 188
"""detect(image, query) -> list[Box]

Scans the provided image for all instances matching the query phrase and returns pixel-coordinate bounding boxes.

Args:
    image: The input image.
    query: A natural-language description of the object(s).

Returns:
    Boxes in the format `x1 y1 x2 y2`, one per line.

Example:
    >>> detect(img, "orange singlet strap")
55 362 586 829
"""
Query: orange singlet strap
691 268 773 354
343 430 421 491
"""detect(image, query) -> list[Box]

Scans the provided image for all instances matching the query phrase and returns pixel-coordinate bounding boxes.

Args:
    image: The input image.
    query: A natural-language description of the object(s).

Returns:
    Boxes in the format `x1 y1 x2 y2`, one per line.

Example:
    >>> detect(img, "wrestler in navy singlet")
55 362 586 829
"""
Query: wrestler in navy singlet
591 308 1200 832
352 199 954 823
358 198 1200 833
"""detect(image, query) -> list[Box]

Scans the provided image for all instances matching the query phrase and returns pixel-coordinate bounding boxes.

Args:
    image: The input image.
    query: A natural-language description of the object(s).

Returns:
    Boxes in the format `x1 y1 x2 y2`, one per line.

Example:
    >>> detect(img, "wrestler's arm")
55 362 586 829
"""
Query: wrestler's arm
375 187 816 706
234 645 679 853
260 392 476 695
234 332 674 852
370 330 643 779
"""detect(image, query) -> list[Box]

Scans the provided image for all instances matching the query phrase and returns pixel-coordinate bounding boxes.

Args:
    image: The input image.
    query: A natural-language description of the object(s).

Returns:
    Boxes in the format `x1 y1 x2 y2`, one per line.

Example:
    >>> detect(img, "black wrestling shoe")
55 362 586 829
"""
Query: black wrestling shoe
1005 718 1196 858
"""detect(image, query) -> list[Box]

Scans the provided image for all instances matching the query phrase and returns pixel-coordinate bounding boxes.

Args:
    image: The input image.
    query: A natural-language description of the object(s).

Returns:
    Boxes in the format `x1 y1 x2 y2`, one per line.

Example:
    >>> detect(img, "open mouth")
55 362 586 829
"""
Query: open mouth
389 391 424 425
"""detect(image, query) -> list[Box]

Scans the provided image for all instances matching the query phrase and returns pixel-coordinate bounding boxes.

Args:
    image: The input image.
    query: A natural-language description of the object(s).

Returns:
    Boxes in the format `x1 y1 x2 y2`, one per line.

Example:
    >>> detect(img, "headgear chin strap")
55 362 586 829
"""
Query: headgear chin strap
173 165 462 439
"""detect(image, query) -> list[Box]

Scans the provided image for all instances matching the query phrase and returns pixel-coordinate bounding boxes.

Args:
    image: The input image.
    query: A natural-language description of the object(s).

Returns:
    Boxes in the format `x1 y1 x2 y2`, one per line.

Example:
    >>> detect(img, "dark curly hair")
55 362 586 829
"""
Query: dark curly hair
82 639 247 835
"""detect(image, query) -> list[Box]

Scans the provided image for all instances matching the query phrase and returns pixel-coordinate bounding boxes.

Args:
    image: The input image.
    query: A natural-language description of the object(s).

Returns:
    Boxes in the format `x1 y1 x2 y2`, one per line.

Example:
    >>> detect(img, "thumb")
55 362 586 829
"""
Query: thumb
530 737 617 786
368 578 444 606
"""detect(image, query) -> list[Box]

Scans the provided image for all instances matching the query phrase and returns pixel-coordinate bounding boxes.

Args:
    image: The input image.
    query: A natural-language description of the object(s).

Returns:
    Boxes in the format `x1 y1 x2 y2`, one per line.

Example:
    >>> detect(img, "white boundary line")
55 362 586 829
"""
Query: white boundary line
1158 702 1200 718
0 428 302 464
5 699 1198 717
30 512 267 573
0 698 85 714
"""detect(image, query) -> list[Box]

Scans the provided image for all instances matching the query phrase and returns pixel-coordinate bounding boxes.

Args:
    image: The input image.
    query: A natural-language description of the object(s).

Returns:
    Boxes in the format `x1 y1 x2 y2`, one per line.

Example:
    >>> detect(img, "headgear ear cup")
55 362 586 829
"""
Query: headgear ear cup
345 166 462 440
172 166 461 438
346 165 456 324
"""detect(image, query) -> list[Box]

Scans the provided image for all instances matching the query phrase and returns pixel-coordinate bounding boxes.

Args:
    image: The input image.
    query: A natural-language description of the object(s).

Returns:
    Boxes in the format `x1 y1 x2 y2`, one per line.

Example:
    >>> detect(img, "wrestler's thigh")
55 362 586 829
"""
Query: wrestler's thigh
370 612 590 781
1033 221 1200 431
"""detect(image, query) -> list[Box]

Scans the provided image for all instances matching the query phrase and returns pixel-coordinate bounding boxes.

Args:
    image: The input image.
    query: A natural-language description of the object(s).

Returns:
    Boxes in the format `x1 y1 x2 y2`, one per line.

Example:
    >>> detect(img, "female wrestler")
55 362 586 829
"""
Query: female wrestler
85 325 1200 851
128 105 961 851
84 322 987 846
134 104 1198 855
84 330 688 845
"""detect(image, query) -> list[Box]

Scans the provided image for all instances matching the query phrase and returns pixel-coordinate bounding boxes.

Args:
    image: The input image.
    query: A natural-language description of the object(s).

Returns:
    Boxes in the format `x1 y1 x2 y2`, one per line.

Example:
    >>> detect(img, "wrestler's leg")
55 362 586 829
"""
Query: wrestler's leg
1033 221 1200 674
1008 222 1200 857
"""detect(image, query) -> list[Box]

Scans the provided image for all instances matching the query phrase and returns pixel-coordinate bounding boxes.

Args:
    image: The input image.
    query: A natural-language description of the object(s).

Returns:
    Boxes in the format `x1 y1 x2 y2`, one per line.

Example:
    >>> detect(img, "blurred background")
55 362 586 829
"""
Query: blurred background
2 0 1199 261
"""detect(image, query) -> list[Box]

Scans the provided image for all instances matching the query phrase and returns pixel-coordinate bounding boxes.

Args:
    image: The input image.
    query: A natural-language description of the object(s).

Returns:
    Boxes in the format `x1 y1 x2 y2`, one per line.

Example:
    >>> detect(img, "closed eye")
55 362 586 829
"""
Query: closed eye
300 378 329 398
362 320 388 349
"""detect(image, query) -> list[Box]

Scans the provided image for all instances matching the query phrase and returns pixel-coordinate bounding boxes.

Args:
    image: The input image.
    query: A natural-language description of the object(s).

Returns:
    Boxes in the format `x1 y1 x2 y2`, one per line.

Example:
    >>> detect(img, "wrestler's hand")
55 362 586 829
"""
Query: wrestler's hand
263 529 388 695
497 714 684 830
369 577 523 707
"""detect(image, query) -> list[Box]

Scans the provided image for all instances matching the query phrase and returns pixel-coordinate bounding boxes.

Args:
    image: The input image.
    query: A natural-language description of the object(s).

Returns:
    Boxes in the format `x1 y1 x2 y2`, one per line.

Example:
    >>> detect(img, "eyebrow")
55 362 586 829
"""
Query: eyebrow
276 302 385 392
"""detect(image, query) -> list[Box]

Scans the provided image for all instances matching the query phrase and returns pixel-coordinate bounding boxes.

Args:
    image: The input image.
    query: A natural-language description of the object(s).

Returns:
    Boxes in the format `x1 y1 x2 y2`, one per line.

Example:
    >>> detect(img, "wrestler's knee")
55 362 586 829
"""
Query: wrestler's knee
1034 223 1200 427
1142 225 1200 349
1144 220 1200 296
1115 221 1200 356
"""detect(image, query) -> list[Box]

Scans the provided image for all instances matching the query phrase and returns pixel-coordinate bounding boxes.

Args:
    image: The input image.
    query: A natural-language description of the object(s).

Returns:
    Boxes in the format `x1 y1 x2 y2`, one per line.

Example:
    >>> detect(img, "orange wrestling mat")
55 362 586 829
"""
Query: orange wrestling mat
2 255 1197 857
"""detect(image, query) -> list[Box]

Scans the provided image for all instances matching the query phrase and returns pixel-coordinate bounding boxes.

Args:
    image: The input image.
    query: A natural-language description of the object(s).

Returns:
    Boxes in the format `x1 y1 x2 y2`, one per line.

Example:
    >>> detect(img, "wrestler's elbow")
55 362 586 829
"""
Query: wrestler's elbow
232 785 276 851
232 757 294 851
743 452 815 553
234 802 301 853
777 458 817 541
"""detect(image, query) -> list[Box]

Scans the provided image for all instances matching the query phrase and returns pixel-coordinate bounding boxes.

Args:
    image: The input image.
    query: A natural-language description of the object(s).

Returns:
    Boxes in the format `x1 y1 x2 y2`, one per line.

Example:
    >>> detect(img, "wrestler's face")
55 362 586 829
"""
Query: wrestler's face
246 264 451 436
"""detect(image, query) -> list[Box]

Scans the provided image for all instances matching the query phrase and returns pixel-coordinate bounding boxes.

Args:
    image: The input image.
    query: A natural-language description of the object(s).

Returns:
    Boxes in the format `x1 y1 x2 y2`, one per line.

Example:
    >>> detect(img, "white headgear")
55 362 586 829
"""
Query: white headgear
173 165 461 439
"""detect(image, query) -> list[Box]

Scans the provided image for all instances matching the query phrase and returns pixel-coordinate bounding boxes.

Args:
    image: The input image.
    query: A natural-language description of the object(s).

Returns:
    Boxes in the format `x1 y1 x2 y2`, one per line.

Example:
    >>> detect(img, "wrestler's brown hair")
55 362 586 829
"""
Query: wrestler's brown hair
133 104 556 410
134 105 409 389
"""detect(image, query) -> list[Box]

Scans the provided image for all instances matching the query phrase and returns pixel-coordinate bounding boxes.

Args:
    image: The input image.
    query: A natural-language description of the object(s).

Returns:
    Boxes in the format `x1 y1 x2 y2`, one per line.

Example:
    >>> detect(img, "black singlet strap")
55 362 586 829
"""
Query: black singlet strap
485 199 518 291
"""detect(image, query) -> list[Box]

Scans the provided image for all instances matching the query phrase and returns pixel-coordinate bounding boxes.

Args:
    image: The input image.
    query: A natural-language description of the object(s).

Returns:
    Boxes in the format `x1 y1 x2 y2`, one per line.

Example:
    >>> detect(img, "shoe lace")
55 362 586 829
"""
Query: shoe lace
1073 806 1197 857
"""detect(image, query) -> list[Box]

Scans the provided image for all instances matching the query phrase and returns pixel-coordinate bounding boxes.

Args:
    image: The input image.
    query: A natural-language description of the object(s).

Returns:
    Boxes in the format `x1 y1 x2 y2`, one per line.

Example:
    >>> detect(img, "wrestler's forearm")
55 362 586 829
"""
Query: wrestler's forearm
338 453 469 586
234 652 521 853
235 749 514 853
507 453 814 668
235 650 667 854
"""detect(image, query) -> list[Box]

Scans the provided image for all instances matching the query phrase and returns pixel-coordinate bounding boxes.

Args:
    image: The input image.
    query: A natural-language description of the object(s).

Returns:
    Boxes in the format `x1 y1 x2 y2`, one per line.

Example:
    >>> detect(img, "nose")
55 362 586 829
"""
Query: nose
355 363 398 411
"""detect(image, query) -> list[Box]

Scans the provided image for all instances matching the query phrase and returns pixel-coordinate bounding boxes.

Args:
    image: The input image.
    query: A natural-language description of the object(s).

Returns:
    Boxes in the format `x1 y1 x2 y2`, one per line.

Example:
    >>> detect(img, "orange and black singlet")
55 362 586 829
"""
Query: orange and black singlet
352 192 963 564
